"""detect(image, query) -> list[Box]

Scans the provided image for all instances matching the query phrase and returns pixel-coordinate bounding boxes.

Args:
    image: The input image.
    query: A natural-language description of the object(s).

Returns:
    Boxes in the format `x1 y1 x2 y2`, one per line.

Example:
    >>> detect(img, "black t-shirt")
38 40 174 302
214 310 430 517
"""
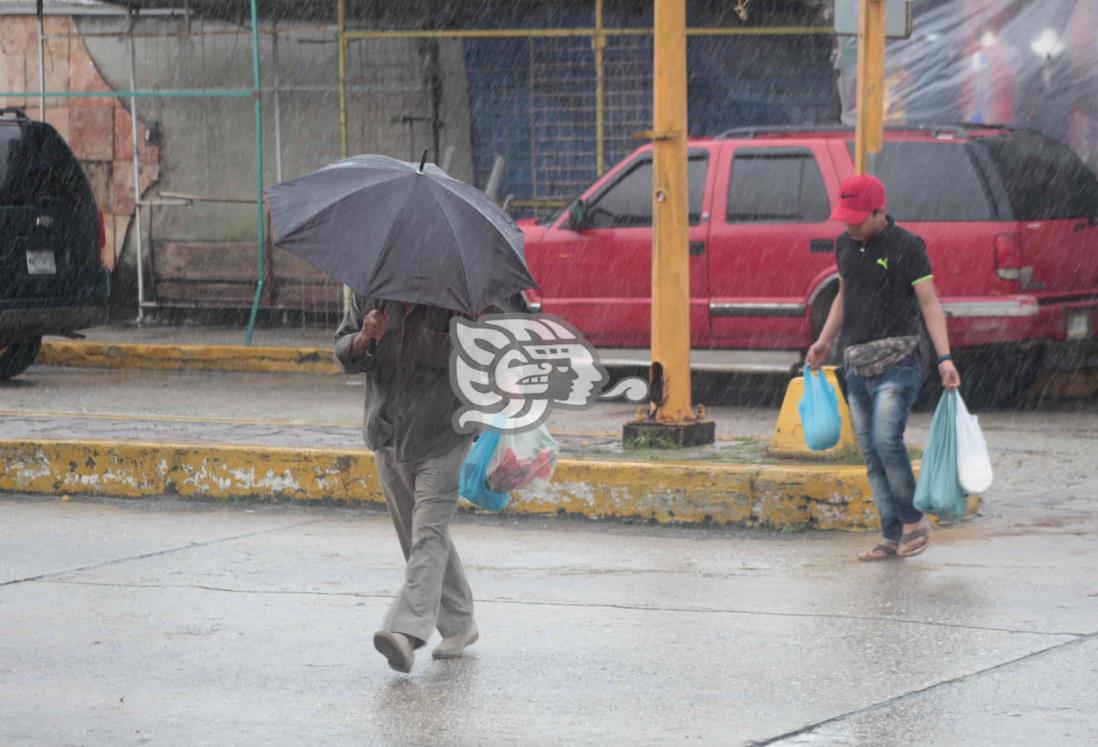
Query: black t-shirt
836 217 933 346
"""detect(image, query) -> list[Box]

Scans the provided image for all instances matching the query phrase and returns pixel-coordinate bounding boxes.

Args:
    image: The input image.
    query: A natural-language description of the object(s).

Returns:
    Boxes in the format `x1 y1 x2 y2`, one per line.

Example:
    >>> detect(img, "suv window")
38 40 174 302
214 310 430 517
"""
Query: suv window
727 148 830 223
0 122 89 207
845 140 994 221
585 154 708 229
975 136 1098 220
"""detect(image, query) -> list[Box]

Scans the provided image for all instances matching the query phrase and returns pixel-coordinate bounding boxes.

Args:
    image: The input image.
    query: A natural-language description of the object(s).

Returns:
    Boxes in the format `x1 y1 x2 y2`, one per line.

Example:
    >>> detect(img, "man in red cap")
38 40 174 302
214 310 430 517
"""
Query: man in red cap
806 174 961 561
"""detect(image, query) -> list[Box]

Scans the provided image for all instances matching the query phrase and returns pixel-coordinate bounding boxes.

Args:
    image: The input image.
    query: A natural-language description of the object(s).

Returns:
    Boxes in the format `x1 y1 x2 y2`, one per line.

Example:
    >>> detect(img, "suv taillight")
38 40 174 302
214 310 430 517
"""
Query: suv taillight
96 208 106 252
995 233 1022 281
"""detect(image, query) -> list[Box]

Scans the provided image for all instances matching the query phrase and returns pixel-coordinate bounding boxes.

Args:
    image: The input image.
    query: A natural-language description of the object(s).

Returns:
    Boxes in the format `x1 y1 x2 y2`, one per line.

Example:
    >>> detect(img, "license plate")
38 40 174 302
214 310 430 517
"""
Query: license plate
1067 312 1090 340
25 249 57 275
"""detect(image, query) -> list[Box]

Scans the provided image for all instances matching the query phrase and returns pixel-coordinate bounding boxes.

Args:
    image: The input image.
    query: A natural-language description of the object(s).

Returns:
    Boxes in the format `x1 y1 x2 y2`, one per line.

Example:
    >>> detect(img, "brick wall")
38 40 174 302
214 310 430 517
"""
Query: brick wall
0 15 159 272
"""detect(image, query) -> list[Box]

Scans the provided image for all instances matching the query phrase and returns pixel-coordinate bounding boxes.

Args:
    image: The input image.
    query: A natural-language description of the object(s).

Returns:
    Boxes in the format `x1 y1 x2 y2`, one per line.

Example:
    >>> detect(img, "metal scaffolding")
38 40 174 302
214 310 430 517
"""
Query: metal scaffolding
3 1 833 340
1 0 268 344
334 0 830 211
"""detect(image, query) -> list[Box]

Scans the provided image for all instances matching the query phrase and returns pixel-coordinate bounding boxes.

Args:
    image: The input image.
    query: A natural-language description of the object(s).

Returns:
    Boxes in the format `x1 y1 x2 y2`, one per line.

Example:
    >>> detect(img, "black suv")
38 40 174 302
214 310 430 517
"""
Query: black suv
1 107 109 379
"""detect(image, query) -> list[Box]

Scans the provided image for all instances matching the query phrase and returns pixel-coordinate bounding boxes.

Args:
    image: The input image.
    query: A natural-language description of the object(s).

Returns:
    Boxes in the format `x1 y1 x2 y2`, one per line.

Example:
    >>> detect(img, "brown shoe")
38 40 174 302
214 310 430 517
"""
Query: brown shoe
373 630 414 673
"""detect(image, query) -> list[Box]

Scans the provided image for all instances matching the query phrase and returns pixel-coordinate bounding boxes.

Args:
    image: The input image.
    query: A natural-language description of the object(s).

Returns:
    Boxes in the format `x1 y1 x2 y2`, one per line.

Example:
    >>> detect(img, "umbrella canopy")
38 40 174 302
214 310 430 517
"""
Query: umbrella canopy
264 154 536 315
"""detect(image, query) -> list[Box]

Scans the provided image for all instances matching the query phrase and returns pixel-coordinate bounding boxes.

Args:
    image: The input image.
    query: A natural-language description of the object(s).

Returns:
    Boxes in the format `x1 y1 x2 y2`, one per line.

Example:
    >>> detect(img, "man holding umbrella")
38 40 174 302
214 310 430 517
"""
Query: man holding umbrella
265 153 536 673
335 296 478 672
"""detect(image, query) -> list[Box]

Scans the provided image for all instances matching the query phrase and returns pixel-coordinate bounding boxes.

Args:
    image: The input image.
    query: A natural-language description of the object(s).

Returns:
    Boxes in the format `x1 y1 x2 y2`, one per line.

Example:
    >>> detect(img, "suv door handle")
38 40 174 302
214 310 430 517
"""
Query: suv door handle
689 241 705 256
810 239 834 253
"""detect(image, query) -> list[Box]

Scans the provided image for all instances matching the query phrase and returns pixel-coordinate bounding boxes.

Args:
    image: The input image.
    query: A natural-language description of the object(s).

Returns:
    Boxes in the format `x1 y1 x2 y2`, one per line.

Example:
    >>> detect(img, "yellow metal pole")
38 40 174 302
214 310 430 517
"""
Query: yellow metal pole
337 0 352 315
342 27 829 40
854 0 886 175
338 0 348 159
594 0 606 175
650 0 691 423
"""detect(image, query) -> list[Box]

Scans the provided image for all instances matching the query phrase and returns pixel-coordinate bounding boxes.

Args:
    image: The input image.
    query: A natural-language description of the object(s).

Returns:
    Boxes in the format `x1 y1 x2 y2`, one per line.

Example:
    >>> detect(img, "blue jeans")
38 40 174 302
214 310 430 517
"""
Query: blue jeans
844 353 924 542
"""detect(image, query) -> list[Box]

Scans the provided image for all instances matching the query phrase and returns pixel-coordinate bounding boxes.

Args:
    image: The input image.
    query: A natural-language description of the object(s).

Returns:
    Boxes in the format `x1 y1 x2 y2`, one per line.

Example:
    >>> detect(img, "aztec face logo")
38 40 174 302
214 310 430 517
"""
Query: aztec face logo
450 314 648 434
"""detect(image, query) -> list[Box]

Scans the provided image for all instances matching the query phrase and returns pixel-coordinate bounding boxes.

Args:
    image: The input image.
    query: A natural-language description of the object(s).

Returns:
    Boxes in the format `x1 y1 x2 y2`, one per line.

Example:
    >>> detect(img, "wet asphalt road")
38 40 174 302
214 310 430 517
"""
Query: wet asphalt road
1 367 1097 745
2 491 1096 746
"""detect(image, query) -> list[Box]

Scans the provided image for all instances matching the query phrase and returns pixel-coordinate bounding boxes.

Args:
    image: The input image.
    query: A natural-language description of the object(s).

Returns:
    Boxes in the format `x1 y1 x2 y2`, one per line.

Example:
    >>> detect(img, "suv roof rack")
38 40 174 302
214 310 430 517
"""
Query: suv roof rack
716 123 1018 140
0 107 30 121
717 124 852 138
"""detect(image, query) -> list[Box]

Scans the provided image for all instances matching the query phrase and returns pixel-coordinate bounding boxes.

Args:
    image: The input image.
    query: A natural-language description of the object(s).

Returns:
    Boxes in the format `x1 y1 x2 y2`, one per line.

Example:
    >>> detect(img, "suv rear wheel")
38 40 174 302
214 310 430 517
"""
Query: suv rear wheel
0 336 43 380
961 347 1044 409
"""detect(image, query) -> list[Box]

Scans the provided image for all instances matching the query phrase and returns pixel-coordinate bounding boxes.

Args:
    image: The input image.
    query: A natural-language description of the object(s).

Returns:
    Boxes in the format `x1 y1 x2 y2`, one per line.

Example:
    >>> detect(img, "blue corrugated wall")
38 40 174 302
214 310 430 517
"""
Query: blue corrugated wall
463 21 835 211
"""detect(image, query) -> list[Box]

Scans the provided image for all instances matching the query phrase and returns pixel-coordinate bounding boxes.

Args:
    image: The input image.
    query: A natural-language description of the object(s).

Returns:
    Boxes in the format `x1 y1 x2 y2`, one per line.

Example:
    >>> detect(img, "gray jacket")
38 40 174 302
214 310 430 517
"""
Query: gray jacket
334 294 471 463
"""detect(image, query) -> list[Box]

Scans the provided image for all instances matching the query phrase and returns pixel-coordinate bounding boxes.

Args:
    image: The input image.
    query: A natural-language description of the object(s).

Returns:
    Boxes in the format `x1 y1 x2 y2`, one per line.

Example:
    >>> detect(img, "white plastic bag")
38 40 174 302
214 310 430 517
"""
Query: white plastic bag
955 393 993 493
486 424 559 494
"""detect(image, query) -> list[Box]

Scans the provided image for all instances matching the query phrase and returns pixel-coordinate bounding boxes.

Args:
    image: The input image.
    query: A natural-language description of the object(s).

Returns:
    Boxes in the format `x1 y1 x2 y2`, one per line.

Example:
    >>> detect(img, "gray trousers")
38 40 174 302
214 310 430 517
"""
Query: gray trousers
375 441 475 644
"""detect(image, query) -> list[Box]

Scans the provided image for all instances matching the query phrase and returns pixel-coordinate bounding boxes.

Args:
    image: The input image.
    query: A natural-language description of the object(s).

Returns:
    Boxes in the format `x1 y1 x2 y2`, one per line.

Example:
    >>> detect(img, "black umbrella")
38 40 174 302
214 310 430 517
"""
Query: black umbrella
264 152 536 316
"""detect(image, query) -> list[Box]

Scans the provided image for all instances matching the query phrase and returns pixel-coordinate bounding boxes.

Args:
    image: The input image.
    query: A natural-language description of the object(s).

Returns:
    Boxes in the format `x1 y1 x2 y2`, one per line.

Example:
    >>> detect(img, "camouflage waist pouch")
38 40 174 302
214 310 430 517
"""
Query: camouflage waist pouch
843 335 920 377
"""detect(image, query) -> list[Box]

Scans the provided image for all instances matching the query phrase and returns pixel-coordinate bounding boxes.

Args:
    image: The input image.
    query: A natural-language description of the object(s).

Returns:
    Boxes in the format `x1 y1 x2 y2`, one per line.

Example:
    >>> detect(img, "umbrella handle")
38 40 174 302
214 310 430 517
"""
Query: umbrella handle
367 338 379 356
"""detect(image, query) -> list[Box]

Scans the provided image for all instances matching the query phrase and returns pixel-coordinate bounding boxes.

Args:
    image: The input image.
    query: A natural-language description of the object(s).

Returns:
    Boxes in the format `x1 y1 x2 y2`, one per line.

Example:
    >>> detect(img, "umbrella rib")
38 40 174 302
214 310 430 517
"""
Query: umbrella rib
433 183 534 295
430 183 477 315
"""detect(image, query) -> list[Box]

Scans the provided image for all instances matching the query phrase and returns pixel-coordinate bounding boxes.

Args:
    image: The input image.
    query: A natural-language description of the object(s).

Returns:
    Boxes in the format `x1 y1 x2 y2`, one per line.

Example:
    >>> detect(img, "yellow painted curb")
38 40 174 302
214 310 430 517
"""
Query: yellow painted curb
0 439 377 503
0 439 978 530
38 341 341 375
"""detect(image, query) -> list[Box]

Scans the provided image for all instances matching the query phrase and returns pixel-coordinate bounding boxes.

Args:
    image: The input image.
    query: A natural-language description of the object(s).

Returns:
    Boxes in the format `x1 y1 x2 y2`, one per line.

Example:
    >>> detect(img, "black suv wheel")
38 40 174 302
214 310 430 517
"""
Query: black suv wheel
0 336 43 380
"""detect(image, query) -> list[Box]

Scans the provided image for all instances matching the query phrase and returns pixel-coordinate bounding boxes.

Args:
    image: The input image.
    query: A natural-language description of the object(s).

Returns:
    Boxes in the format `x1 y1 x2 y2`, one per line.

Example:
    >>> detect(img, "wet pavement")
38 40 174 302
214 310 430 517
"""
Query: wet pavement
3 363 1098 743
2 489 1096 746
0 366 789 460
5 365 1098 467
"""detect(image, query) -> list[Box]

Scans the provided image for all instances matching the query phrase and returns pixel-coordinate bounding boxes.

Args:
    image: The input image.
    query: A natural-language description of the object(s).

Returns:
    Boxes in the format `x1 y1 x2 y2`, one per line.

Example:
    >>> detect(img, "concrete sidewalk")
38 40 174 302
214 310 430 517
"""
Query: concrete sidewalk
28 320 1087 529
1 365 894 530
2 492 1096 745
33 323 1098 398
37 324 804 377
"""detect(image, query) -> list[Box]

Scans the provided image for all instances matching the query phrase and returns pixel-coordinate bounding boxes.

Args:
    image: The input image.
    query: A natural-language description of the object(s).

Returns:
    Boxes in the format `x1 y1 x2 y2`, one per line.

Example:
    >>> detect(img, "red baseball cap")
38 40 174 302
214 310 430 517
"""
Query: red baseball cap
832 174 887 224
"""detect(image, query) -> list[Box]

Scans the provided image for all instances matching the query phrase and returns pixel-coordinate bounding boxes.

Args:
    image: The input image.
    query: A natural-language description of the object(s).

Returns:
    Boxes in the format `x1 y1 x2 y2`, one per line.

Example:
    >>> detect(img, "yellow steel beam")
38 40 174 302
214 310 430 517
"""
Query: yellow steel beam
594 0 607 175
650 0 692 422
337 0 352 316
686 26 827 36
337 0 348 159
345 28 611 40
342 27 828 41
854 0 886 174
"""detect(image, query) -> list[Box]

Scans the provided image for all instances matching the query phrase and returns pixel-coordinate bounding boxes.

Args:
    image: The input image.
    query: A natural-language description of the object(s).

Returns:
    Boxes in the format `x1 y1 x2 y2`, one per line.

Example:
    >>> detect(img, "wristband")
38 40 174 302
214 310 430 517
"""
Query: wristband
937 354 952 364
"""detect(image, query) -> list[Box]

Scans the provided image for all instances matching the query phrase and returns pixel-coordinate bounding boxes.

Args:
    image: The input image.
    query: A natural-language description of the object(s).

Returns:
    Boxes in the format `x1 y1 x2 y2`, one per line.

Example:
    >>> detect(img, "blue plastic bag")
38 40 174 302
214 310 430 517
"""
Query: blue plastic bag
460 423 560 511
799 368 842 451
914 390 968 520
459 426 511 512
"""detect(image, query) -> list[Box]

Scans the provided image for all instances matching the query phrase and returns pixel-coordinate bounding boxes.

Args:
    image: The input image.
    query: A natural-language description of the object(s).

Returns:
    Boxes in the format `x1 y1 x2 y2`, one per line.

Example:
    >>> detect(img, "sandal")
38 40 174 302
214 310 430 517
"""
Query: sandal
897 525 930 557
858 542 899 562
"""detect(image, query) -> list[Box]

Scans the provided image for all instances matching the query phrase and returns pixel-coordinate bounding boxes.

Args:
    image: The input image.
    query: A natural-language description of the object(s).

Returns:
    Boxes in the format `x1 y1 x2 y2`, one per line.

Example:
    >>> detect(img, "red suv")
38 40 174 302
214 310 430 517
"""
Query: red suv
518 125 1098 403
